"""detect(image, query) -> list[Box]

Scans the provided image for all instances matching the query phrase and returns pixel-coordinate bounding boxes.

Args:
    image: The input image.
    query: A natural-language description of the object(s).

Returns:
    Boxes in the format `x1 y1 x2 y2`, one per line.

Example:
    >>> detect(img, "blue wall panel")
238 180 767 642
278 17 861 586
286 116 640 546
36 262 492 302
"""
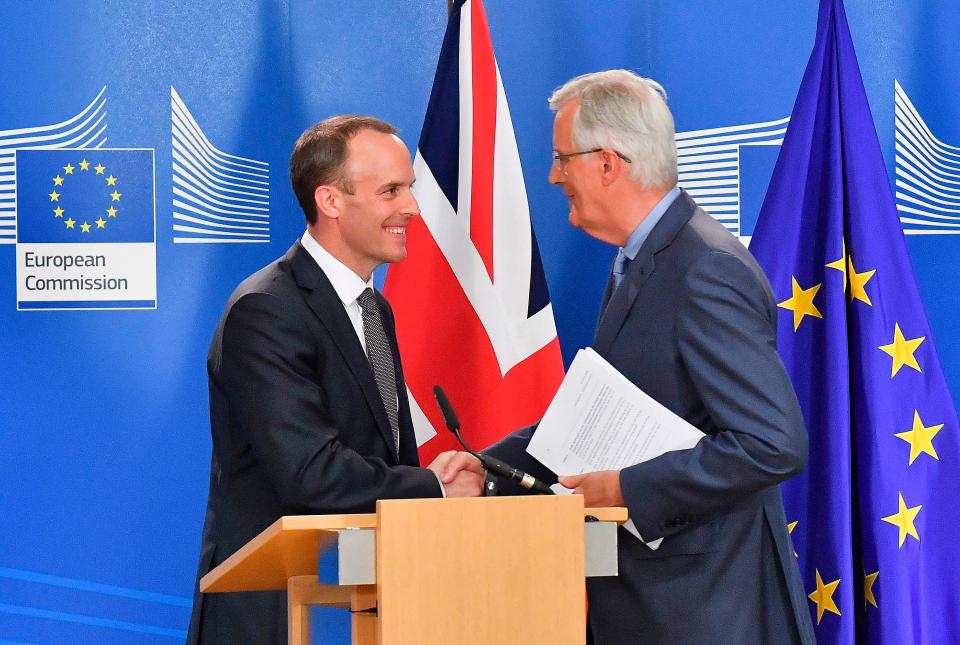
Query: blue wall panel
0 1 956 641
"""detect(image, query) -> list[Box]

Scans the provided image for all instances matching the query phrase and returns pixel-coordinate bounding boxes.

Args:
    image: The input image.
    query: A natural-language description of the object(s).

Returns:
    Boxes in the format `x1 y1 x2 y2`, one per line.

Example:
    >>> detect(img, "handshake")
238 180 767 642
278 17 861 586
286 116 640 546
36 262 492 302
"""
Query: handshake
426 450 626 506
427 451 486 497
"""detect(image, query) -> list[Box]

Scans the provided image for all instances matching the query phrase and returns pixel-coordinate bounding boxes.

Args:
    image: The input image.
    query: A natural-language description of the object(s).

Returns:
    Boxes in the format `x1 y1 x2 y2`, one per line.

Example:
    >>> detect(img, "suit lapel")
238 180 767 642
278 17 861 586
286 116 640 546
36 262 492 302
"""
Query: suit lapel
285 242 398 460
593 252 655 353
593 191 697 354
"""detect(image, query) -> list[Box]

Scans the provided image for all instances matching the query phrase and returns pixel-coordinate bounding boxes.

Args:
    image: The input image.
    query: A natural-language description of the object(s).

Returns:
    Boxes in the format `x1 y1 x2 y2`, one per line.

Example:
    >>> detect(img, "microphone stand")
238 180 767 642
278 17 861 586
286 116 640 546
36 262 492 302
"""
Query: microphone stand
433 385 554 496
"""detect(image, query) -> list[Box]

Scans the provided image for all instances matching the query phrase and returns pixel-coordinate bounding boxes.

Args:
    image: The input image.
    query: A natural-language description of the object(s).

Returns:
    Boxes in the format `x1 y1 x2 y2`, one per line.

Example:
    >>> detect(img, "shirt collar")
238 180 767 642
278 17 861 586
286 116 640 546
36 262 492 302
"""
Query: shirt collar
300 231 373 306
620 186 681 261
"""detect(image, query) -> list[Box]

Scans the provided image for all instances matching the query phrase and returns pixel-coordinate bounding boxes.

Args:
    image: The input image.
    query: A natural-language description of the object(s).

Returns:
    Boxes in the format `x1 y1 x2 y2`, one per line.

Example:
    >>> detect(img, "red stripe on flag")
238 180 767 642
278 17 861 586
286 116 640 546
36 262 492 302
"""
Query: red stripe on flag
385 217 564 464
469 0 497 281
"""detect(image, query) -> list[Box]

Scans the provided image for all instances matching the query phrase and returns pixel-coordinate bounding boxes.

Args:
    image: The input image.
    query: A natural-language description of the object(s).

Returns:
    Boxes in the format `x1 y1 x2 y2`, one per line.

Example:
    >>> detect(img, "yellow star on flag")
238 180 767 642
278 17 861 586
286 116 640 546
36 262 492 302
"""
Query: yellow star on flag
778 277 823 331
63 163 75 175
878 323 924 377
864 569 879 609
94 163 106 174
95 217 106 229
881 492 922 548
53 206 64 218
106 206 117 217
808 569 841 624
106 175 117 186
894 410 943 465
825 240 847 287
110 190 122 202
79 159 90 171
787 520 799 557
49 190 60 202
53 175 64 186
65 217 75 229
80 221 92 233
847 255 875 306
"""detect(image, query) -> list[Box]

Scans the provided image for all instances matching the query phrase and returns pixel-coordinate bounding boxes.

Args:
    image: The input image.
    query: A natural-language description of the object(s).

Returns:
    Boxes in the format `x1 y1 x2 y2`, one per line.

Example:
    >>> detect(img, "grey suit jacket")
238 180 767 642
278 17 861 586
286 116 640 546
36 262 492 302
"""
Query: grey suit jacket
187 240 441 645
487 192 816 644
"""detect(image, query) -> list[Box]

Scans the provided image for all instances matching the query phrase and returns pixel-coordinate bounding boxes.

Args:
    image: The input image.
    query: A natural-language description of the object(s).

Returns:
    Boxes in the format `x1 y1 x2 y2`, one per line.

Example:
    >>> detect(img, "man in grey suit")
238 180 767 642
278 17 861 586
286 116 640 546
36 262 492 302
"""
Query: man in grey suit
449 70 816 643
188 116 482 645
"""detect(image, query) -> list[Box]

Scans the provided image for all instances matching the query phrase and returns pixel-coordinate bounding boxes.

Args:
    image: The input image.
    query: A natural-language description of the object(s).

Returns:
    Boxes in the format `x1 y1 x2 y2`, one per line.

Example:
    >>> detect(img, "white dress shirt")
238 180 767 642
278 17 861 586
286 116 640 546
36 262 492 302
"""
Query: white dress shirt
300 231 373 352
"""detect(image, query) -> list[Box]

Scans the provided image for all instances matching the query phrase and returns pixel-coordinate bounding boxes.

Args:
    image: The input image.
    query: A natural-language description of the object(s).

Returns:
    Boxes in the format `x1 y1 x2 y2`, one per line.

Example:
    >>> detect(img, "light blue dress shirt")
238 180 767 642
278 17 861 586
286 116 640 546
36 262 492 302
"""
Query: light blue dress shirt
612 186 682 289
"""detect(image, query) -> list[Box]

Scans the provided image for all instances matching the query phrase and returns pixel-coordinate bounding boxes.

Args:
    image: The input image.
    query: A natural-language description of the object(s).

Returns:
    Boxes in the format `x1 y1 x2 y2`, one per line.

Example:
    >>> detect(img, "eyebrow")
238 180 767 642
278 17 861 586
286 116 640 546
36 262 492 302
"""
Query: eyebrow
377 179 416 192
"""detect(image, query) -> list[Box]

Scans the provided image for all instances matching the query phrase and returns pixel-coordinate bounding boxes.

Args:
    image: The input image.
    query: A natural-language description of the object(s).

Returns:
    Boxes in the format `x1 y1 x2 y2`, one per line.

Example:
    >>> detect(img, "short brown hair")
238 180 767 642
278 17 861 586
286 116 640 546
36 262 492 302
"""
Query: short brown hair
289 115 398 224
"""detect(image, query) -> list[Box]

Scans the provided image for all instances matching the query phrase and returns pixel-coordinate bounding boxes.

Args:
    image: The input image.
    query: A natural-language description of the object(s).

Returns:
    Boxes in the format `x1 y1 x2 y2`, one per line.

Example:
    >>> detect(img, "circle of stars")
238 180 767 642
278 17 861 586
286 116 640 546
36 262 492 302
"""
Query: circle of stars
49 157 120 234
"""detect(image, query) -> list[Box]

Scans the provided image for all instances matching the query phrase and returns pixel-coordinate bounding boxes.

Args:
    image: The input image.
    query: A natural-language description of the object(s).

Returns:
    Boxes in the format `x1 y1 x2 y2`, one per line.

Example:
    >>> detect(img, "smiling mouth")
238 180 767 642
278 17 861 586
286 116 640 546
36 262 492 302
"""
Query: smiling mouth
385 227 406 235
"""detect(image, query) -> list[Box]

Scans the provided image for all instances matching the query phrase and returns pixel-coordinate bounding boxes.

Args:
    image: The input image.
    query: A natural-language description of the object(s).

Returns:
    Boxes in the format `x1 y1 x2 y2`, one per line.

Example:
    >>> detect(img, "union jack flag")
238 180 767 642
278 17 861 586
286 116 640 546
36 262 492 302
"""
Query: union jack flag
384 0 564 462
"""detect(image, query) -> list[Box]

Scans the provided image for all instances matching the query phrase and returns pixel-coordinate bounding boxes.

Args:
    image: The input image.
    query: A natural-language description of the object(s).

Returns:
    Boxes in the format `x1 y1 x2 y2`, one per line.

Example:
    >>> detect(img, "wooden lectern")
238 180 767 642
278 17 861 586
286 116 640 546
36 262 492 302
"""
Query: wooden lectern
200 495 626 644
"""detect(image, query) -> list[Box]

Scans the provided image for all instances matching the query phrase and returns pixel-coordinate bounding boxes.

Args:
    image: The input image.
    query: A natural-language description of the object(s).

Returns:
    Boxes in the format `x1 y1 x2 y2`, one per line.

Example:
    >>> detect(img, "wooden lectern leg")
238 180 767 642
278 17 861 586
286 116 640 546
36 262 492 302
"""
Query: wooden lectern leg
288 576 314 645
351 584 378 645
287 575 353 645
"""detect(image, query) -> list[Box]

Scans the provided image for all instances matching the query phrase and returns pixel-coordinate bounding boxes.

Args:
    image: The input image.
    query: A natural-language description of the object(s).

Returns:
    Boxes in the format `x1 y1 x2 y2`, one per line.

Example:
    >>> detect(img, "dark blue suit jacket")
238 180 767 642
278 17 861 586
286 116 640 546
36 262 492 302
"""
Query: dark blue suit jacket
488 192 816 644
187 241 441 645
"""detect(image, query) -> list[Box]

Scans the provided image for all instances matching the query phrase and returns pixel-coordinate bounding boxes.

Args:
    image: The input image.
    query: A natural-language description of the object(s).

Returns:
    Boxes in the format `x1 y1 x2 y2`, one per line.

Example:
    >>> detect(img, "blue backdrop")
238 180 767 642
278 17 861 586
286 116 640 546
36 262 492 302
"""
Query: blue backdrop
1 1 957 642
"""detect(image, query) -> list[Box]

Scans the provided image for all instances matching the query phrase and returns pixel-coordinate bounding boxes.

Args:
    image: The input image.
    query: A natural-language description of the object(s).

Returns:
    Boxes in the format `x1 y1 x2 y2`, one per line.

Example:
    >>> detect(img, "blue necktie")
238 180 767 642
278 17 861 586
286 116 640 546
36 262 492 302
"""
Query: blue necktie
612 249 632 290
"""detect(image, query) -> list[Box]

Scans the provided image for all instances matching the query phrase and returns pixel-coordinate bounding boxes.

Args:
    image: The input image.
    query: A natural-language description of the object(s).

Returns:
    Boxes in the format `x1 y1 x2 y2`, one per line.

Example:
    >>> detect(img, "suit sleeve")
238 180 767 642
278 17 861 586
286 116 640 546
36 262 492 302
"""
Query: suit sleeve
482 423 558 495
214 291 441 514
619 250 807 539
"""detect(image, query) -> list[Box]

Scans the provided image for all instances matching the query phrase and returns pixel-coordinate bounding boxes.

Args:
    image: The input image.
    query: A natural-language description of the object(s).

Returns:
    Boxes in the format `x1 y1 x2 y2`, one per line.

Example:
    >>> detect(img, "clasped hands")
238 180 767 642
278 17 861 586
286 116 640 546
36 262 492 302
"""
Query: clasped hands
427 451 485 497
427 451 625 506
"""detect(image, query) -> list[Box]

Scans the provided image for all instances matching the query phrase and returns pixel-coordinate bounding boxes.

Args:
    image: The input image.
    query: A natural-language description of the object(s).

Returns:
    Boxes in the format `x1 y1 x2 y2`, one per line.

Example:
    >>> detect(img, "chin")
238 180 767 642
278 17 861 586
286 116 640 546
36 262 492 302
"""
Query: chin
386 248 408 264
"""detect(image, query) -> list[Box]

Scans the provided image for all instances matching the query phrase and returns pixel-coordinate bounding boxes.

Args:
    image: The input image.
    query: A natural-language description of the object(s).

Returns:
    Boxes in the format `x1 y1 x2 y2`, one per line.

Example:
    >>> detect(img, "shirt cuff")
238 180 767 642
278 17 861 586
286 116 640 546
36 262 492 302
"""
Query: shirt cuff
433 471 446 498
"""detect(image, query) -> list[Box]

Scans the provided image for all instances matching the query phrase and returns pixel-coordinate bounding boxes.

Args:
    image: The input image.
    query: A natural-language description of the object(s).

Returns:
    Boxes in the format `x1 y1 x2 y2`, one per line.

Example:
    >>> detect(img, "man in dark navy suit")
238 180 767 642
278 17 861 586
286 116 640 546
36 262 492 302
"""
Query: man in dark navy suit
187 116 483 645
451 70 816 644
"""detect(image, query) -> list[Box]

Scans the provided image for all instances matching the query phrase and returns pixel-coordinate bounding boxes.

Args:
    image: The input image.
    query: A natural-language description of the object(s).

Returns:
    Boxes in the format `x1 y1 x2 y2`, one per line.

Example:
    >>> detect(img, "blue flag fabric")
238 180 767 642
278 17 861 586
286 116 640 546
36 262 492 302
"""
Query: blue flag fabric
16 149 154 244
750 0 960 642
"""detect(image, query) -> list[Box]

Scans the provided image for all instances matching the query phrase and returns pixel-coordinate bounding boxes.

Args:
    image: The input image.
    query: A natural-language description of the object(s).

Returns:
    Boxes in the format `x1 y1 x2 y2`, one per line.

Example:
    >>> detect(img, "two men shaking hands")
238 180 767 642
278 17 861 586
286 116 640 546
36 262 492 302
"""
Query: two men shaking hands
188 70 815 645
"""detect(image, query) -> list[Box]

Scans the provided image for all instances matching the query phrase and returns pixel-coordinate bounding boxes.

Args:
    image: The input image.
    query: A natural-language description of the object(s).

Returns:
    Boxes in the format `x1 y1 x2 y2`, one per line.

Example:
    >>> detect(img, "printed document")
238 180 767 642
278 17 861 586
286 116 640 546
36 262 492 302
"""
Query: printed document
527 348 704 547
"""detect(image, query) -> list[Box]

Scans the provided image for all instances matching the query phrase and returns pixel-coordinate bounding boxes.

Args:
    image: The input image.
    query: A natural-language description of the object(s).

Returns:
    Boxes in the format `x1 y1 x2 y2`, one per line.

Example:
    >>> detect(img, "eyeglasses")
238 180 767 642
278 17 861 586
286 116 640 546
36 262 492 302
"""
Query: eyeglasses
552 148 632 167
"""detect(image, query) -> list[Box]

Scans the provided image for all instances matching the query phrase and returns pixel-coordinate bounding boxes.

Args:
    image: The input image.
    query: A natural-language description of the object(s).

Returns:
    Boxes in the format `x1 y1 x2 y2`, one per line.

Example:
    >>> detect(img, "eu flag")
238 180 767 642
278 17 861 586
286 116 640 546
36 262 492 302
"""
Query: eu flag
750 0 960 642
16 149 154 244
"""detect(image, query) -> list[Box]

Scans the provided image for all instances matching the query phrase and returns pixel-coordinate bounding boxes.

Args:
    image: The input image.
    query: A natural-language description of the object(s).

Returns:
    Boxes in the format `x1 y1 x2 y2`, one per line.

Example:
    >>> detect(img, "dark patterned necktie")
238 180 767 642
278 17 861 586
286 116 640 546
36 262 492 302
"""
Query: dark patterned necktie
357 288 400 454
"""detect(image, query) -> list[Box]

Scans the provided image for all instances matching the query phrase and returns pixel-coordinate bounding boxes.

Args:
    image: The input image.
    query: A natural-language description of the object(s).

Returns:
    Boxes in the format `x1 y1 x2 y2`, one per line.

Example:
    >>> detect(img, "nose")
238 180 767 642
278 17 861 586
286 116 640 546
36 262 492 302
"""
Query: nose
403 190 420 219
548 161 564 185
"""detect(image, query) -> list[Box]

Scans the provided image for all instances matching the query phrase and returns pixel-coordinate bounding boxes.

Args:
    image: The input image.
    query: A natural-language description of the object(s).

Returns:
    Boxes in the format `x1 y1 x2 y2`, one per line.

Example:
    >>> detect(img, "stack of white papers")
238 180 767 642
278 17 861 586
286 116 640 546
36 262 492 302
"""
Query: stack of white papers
527 348 704 548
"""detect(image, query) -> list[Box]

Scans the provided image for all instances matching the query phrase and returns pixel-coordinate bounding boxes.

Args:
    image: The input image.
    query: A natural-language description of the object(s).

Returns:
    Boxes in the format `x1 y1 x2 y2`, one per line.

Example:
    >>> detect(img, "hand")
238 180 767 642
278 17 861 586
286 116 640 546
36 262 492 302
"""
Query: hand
427 450 484 485
443 468 484 497
557 470 625 507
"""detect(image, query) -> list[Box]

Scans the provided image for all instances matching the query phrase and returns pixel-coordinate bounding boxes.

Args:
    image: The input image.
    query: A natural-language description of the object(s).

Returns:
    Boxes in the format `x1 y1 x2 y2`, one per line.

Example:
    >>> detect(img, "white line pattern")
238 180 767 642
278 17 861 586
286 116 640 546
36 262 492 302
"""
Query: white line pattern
171 87 270 244
0 87 109 244
895 80 960 234
676 117 788 236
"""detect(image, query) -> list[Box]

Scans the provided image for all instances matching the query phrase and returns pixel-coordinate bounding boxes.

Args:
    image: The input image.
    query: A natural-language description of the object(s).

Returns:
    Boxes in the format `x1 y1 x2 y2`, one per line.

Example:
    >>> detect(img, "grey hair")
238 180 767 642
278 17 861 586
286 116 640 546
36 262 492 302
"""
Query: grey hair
549 70 678 189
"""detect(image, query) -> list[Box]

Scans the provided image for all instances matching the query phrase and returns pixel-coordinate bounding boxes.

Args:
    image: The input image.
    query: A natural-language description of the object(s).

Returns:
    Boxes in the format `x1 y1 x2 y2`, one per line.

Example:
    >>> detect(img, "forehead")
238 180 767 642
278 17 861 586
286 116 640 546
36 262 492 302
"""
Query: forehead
553 99 578 147
345 130 412 179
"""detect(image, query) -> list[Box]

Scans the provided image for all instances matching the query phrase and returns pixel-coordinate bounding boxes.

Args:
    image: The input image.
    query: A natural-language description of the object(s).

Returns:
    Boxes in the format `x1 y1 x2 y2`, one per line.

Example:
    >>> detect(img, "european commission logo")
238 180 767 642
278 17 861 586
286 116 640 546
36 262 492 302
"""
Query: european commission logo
675 117 787 243
15 148 156 310
171 87 270 243
0 87 109 245
894 80 960 235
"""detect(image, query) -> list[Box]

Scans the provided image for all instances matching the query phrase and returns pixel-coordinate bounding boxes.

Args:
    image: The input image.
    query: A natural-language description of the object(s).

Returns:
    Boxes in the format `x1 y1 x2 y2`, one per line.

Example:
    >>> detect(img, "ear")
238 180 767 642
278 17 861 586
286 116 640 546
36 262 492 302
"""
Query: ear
599 150 626 187
314 185 341 221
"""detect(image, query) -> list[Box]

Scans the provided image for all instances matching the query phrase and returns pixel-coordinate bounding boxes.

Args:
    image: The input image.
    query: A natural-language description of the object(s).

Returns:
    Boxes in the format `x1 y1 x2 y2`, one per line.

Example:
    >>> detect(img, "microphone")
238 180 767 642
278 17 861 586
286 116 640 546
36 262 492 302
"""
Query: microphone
432 385 554 495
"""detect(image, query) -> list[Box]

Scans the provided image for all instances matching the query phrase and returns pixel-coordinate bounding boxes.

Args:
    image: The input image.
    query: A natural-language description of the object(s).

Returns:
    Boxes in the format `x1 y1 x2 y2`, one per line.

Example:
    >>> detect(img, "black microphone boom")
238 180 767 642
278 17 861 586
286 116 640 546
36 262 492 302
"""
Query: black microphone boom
432 385 554 495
